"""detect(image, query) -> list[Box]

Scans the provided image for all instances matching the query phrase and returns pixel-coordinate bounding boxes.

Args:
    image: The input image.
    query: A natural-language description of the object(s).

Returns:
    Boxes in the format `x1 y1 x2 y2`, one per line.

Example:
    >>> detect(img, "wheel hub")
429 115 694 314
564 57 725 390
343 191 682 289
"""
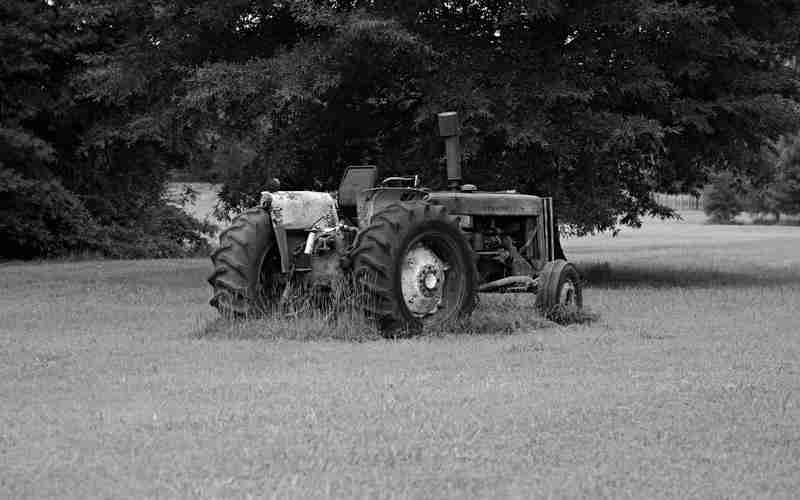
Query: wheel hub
401 244 448 317
423 271 438 291
559 280 576 306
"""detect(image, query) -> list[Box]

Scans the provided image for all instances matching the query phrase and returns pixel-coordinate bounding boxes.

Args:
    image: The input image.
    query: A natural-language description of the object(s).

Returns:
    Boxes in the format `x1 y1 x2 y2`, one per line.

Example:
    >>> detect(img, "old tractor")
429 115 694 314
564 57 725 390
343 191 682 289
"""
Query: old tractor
208 112 583 332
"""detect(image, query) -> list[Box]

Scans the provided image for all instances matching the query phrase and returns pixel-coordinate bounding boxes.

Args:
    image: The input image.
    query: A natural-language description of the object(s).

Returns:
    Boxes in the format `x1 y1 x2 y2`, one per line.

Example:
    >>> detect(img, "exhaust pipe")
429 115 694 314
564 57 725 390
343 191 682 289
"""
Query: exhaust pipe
438 112 461 190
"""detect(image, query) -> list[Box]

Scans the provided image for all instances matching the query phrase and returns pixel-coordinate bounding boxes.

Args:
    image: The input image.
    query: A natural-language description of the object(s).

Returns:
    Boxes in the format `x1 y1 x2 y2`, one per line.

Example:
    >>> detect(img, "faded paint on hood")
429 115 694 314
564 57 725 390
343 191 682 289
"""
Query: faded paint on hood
261 191 339 230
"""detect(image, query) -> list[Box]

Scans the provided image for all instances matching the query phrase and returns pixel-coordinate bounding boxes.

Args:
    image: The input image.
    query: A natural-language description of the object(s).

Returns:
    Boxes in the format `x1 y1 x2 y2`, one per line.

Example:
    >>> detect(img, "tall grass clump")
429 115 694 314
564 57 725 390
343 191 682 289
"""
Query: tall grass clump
196 275 382 341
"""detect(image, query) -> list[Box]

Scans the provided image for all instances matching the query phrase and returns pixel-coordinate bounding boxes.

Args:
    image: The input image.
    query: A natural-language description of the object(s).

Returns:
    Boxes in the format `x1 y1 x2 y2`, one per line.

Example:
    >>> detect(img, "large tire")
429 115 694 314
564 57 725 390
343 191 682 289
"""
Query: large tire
208 207 277 317
536 259 583 320
348 201 478 334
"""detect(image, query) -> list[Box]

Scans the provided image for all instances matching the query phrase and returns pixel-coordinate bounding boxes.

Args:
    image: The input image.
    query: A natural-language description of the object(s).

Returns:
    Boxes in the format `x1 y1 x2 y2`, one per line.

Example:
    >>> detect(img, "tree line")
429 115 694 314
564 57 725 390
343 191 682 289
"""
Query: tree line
704 134 800 223
2 0 799 258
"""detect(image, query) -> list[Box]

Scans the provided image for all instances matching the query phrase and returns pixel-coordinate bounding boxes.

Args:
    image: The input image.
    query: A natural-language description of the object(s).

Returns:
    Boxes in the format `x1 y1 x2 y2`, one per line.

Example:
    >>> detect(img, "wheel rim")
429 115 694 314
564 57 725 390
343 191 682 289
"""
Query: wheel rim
400 243 449 318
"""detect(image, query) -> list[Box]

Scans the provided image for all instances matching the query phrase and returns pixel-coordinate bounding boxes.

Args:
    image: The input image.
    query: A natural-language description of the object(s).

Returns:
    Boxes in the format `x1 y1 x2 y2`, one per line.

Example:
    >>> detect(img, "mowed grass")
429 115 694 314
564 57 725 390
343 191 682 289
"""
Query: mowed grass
2 213 800 499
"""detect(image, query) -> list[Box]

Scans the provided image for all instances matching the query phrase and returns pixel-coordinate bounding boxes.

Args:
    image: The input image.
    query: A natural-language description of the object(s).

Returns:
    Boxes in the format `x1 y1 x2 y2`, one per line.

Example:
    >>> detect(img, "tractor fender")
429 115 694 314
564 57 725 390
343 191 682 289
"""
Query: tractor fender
356 187 429 226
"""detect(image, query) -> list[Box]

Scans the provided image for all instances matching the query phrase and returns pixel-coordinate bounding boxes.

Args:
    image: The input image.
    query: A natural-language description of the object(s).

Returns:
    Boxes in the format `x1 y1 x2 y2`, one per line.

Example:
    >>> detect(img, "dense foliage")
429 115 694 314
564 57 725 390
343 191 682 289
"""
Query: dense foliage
704 132 800 223
161 0 800 232
0 0 210 259
746 135 791 221
771 133 800 217
3 1 799 258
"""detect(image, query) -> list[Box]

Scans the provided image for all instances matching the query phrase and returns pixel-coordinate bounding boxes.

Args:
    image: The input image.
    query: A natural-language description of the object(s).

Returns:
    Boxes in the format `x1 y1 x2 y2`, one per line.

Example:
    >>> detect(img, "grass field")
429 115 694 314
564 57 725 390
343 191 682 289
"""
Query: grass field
2 212 799 499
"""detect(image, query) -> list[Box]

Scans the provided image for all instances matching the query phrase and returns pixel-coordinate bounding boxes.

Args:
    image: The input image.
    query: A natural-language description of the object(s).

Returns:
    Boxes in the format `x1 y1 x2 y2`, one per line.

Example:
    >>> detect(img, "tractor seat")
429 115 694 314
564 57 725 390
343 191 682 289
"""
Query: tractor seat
338 165 377 220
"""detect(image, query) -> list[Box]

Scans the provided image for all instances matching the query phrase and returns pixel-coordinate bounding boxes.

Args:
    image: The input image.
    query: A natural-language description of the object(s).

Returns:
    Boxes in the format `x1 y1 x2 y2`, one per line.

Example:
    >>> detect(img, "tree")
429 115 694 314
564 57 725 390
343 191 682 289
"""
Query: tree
703 171 743 223
396 0 800 232
7 0 800 257
131 0 798 233
746 181 783 222
0 0 211 259
773 133 800 216
745 132 800 222
0 0 102 257
745 140 784 222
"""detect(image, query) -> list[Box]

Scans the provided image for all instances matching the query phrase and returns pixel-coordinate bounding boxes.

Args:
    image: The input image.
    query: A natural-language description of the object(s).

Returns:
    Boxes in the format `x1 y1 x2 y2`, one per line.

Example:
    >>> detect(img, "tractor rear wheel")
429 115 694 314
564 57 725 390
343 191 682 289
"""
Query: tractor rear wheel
208 207 280 318
536 259 583 320
348 201 478 334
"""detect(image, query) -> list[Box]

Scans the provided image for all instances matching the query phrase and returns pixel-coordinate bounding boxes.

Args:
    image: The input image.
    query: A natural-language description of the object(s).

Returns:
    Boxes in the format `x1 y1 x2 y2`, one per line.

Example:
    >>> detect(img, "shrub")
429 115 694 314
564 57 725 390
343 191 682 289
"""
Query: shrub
0 169 102 259
91 205 213 259
703 172 743 224
0 168 213 260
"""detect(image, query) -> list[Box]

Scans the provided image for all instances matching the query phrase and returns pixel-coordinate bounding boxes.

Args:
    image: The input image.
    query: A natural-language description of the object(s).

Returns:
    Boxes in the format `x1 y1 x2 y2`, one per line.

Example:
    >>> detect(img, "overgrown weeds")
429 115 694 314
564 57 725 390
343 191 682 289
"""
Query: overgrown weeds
197 276 382 341
196 278 598 342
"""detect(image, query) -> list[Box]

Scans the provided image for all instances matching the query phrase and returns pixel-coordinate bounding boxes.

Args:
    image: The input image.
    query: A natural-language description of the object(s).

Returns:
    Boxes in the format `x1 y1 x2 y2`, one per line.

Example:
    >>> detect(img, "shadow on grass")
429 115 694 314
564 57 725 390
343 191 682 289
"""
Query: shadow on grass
577 262 800 289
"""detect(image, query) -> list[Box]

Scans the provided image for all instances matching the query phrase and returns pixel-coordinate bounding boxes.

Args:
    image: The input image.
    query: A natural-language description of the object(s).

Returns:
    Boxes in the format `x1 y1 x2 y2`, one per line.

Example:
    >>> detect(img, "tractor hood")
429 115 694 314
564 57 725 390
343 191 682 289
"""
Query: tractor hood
260 191 339 230
427 191 546 217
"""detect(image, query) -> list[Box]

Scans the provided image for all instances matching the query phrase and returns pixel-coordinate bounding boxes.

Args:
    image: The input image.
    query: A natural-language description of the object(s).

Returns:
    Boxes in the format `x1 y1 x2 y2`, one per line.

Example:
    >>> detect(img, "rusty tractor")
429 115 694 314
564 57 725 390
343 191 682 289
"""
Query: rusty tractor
208 112 583 333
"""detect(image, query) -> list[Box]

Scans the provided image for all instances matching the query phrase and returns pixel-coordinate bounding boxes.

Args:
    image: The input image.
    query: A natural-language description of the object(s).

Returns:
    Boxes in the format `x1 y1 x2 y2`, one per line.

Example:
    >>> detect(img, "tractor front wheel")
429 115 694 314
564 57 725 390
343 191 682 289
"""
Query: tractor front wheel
536 259 583 320
348 201 478 334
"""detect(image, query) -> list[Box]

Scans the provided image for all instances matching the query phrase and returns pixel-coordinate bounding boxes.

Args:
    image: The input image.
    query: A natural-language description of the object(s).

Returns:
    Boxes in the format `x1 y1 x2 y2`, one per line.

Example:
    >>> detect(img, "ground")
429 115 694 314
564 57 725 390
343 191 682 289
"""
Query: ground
1 212 799 499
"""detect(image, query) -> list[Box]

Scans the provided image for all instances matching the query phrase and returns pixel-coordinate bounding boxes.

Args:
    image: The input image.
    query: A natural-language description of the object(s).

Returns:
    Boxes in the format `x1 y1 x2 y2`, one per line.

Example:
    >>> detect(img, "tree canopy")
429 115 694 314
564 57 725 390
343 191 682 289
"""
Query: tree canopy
2 0 799 257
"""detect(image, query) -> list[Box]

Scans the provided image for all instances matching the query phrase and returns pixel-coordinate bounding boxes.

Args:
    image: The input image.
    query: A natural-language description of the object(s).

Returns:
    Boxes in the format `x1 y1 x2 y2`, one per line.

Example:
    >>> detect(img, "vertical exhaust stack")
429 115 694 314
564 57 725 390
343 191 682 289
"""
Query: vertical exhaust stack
437 112 462 190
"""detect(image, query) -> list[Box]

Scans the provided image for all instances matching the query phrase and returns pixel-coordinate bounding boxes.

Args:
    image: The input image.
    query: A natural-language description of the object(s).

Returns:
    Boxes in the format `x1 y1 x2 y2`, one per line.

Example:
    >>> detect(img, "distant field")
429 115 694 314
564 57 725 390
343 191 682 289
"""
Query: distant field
167 182 225 228
2 213 799 499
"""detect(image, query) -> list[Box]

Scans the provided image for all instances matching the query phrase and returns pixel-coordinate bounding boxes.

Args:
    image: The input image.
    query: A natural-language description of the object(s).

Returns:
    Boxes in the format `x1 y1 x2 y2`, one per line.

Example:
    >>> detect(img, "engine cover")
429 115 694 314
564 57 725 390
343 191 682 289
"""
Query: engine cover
426 191 545 217
261 191 339 230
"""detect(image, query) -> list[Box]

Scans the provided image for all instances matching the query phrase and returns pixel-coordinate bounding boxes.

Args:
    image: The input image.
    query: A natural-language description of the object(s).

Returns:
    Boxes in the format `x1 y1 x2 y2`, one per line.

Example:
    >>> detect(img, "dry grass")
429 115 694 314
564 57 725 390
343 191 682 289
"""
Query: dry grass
2 211 800 499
